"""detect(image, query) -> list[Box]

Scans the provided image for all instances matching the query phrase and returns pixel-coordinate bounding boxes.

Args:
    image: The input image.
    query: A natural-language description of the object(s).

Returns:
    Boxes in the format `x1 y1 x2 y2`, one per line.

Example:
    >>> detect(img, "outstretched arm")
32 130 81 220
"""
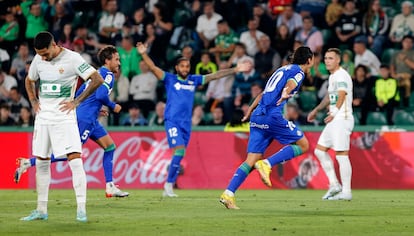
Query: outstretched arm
242 92 263 122
204 61 252 83
136 42 164 80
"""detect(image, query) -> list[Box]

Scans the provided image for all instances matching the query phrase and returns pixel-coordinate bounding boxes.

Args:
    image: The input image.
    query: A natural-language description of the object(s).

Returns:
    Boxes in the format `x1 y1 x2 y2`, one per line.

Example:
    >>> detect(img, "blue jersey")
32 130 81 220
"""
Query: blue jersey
256 64 305 114
75 66 116 123
162 72 204 121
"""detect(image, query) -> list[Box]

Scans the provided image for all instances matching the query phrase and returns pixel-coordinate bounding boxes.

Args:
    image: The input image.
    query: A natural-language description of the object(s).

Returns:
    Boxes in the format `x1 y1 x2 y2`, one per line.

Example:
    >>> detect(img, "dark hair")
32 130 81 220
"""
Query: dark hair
97 45 118 66
229 109 244 126
34 31 54 50
291 46 313 65
217 19 228 25
380 64 389 69
355 64 368 74
176 57 190 65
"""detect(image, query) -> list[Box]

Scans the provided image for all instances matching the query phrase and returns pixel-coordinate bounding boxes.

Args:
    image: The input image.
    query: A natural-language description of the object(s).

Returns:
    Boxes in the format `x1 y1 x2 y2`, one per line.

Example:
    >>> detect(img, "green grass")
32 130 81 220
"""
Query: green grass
1 189 413 236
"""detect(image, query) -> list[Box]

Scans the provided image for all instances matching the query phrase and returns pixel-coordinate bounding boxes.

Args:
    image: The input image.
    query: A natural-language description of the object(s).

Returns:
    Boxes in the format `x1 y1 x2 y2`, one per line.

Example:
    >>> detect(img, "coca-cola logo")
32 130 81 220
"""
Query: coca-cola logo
51 136 172 186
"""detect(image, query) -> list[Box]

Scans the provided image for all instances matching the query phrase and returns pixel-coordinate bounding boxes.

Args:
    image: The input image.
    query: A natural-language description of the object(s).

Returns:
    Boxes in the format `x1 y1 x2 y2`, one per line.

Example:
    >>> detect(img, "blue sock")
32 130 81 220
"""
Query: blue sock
29 154 67 166
267 145 303 167
103 144 116 183
226 162 251 193
167 149 185 183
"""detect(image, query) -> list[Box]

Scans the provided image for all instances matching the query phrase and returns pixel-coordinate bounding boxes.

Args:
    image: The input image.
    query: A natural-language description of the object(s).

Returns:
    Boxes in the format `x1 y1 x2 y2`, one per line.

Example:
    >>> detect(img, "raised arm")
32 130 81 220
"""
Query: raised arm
204 61 252 83
136 42 164 80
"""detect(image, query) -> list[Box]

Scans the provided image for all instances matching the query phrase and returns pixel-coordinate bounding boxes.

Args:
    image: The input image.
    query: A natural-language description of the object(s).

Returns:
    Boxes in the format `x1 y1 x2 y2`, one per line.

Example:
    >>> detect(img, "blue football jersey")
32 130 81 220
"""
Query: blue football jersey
162 72 204 121
257 64 305 113
76 66 116 122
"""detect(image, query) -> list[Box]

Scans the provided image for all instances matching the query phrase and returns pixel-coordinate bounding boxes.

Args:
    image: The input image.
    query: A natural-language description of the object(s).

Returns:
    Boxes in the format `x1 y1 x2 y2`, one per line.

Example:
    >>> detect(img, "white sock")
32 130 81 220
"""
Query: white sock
69 158 87 213
336 155 352 194
224 189 234 197
314 149 339 187
36 159 51 214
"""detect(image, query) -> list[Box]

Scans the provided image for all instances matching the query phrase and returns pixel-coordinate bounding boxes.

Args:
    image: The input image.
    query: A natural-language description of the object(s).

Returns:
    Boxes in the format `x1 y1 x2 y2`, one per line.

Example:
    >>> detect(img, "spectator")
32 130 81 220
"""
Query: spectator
223 108 249 132
7 87 29 122
352 64 375 125
58 23 75 50
284 102 309 126
20 0 48 49
361 0 389 58
0 103 15 126
295 0 327 28
305 52 328 92
239 17 265 57
0 68 17 103
206 105 226 126
44 1 74 42
9 43 33 90
117 36 142 79
0 10 19 59
149 2 173 67
232 57 261 108
334 0 362 50
125 8 149 44
389 1 414 44
73 39 92 65
192 104 206 126
227 42 252 68
253 4 275 38
74 24 99 56
129 61 157 118
325 0 343 27
143 23 156 56
341 49 355 77
121 104 148 126
17 106 34 127
196 1 223 49
209 19 239 63
195 52 217 76
255 34 281 82
390 35 414 107
276 5 303 35
353 36 381 76
98 0 125 45
148 101 165 126
271 23 294 60
295 16 324 54
375 65 399 125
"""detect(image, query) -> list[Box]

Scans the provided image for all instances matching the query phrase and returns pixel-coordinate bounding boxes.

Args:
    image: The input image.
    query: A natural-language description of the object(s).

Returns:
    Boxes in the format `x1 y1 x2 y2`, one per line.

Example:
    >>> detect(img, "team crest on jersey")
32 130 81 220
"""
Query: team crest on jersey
58 67 64 74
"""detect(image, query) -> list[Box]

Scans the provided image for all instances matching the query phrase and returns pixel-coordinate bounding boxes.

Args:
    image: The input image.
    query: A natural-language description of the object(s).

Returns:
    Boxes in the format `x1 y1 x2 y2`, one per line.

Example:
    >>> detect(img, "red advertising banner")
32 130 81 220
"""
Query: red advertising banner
2 130 414 190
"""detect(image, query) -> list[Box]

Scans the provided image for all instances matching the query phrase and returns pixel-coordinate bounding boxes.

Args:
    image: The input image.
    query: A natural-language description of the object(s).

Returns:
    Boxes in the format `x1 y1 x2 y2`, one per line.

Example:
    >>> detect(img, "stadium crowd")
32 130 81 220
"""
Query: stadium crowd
1 0 414 127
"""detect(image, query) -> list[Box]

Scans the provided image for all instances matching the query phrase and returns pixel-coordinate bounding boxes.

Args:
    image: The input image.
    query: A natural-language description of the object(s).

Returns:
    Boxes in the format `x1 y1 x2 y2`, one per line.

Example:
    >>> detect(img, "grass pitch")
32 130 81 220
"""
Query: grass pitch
0 189 413 236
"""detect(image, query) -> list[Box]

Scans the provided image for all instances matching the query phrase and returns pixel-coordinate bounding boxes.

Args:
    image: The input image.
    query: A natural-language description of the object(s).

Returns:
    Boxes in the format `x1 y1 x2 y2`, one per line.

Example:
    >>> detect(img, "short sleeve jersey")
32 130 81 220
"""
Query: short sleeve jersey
76 66 115 123
328 67 353 120
257 64 305 114
162 72 204 121
28 48 96 123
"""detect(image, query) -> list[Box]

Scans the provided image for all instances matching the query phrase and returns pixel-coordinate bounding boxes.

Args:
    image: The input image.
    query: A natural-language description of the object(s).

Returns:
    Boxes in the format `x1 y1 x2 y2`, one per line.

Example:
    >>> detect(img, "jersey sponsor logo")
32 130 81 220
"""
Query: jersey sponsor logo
294 73 303 82
78 63 91 73
250 122 269 129
41 83 61 93
173 82 195 91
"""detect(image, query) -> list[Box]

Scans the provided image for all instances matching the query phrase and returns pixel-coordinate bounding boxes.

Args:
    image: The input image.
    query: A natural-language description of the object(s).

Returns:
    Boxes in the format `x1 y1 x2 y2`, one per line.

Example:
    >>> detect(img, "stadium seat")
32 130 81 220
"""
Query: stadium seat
203 112 213 124
297 91 317 112
321 29 332 42
194 91 207 106
366 111 388 125
353 112 360 125
381 48 398 65
393 110 414 125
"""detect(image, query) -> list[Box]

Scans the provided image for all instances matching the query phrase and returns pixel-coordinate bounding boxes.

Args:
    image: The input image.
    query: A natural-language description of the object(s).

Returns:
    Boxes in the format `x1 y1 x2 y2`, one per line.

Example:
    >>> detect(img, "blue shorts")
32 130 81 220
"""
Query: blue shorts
164 119 191 148
247 109 303 154
77 119 108 144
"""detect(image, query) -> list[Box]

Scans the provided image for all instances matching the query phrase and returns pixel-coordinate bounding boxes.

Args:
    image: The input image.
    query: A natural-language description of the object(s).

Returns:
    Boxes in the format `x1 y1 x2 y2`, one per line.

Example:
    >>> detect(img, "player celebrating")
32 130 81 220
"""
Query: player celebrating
220 46 314 209
21 31 104 222
15 45 129 198
307 48 354 201
136 42 251 197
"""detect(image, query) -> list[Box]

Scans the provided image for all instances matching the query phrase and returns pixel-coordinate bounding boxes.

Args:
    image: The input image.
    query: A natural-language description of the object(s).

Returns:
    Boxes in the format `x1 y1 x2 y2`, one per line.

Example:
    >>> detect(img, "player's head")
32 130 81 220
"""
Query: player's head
291 46 314 72
34 31 59 61
97 45 120 73
175 57 191 78
324 48 342 73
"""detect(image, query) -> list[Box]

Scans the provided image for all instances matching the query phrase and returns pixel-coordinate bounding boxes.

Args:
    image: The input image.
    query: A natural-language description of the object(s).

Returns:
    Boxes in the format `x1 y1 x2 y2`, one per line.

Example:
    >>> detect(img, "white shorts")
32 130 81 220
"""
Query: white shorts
32 122 82 158
317 118 354 151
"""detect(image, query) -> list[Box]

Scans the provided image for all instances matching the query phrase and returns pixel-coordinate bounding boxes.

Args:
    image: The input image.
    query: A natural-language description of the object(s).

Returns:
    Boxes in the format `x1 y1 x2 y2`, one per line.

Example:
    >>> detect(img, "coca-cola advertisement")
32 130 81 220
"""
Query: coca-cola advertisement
2 130 414 189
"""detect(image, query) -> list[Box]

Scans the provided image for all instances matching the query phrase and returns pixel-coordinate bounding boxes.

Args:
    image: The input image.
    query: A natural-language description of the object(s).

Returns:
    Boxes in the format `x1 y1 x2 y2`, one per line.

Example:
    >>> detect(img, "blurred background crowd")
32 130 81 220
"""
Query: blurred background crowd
1 0 414 128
